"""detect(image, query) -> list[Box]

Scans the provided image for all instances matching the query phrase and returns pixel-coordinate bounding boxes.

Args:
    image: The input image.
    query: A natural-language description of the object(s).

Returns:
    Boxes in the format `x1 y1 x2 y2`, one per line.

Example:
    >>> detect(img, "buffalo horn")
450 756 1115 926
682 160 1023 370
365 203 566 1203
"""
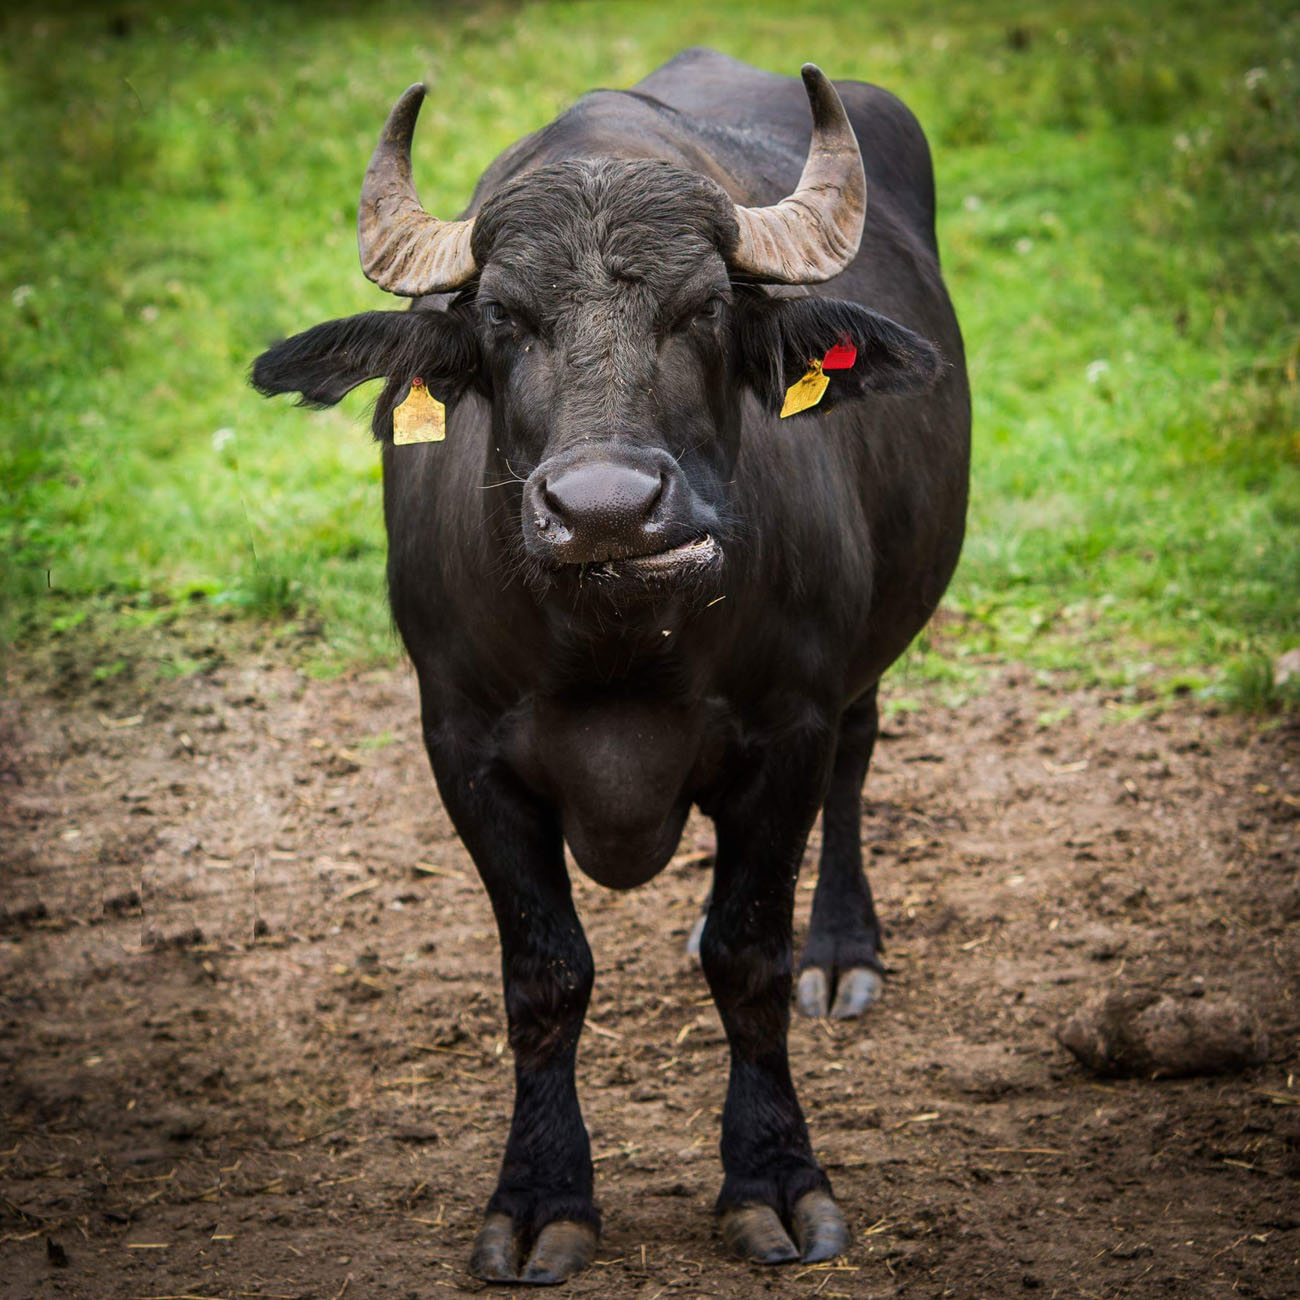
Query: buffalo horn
729 65 867 284
357 83 477 296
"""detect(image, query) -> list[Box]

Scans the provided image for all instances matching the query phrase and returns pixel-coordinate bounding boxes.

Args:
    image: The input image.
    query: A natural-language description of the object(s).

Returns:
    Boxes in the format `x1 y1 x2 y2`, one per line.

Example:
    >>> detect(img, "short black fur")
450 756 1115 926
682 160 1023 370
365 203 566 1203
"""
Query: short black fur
250 48 970 1282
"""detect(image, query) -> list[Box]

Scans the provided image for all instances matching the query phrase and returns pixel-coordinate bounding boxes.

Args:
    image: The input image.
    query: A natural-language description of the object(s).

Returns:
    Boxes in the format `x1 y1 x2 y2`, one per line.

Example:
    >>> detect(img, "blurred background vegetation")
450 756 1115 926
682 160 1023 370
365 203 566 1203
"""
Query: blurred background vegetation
2 0 1296 706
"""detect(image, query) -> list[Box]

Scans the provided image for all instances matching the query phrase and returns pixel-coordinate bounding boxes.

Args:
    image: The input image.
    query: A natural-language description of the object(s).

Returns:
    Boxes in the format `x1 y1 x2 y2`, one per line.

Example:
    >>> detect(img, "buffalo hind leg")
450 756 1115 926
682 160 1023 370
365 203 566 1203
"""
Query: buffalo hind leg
797 688 886 1019
424 729 597 1285
700 723 850 1265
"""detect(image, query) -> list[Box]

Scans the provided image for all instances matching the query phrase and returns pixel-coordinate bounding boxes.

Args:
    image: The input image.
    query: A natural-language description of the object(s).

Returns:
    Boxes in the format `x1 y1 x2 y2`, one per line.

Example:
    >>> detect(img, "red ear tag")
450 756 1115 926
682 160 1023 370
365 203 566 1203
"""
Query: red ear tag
821 341 857 371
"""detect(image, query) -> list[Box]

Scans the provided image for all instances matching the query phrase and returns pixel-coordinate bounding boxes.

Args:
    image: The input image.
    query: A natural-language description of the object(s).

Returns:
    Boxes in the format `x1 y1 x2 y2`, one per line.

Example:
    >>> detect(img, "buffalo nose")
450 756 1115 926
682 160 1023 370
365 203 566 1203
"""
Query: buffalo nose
543 462 664 536
524 457 680 564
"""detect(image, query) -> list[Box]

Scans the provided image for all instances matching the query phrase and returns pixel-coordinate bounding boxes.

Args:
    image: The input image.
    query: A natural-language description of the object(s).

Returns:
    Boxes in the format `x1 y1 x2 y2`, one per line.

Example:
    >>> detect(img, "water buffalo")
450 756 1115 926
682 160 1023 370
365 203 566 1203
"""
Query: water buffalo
252 48 969 1284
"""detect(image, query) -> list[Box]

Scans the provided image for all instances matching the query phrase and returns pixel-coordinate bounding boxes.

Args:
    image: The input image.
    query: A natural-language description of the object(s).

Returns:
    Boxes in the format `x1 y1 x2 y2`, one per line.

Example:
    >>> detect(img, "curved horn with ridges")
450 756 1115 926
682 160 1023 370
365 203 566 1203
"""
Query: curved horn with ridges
729 65 867 284
357 83 477 296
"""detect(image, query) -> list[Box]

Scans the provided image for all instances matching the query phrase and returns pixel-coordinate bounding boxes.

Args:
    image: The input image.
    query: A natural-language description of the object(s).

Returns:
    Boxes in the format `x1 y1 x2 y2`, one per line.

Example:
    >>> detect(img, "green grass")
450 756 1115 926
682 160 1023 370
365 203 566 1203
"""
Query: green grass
2 0 1296 690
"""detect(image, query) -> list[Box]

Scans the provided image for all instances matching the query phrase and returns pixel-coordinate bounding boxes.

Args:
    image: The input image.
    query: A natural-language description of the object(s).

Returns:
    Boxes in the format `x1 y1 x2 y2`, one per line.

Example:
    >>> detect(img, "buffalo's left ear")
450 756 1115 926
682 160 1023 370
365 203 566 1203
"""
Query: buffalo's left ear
736 295 942 415
251 309 480 439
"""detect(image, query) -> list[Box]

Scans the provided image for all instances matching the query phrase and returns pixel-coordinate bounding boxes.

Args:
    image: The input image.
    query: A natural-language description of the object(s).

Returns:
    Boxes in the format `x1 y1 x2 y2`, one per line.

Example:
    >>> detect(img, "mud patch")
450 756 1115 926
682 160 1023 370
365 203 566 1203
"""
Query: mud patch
1 660 1297 1298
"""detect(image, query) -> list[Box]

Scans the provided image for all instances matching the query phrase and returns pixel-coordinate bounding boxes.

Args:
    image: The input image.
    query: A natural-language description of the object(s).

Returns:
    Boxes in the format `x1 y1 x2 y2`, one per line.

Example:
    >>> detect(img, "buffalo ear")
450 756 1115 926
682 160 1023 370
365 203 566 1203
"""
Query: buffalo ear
251 309 479 417
737 295 942 415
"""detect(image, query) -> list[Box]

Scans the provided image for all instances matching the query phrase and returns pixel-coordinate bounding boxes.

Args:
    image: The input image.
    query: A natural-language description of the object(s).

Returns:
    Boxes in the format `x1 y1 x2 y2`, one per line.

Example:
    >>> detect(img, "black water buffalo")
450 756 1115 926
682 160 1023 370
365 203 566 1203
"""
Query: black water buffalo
253 48 969 1284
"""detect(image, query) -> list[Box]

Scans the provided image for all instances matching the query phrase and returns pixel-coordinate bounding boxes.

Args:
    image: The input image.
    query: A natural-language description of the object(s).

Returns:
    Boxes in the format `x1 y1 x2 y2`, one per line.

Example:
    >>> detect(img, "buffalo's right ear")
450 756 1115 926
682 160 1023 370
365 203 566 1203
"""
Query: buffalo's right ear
251 310 479 424
735 294 942 416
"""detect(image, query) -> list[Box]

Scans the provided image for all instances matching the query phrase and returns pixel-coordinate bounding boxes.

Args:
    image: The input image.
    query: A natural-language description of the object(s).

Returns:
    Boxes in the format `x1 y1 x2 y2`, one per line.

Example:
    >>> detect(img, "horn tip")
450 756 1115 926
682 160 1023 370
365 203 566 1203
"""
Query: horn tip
378 83 428 149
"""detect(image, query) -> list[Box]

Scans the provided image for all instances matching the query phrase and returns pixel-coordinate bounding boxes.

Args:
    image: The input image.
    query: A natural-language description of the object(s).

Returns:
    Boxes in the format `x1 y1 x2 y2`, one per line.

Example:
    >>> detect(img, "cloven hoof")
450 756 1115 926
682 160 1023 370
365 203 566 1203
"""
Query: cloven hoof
796 965 884 1019
720 1190 850 1265
468 1213 598 1285
792 1189 852 1262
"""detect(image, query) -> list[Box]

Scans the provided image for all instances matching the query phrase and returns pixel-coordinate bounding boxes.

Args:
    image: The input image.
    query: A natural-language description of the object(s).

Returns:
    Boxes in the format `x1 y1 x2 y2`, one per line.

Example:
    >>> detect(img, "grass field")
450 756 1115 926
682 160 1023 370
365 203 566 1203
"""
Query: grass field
2 0 1296 700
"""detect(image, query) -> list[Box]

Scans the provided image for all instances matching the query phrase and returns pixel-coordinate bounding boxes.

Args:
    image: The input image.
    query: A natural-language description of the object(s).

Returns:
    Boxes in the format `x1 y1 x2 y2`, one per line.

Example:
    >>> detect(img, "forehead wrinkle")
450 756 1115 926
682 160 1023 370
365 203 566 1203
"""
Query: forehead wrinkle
472 159 733 438
556 273 658 429
490 225 716 328
474 157 731 314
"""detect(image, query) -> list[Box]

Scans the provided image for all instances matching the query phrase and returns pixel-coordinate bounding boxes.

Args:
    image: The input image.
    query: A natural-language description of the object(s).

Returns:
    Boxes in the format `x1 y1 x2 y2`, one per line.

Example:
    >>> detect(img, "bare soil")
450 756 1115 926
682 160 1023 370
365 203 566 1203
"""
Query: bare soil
2 647 1297 1299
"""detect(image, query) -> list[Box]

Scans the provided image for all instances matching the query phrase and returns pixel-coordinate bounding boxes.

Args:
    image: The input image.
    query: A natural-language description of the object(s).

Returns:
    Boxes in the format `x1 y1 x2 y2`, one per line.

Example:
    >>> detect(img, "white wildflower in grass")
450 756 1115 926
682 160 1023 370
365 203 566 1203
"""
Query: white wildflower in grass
1086 360 1110 385
1014 237 1033 255
963 194 982 211
212 427 236 453
11 284 34 307
1244 66 1267 90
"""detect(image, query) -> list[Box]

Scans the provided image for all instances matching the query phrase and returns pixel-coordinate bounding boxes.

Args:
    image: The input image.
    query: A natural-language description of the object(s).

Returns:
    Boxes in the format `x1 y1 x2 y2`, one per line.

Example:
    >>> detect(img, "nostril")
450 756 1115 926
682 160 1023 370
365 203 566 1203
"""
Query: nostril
645 471 667 519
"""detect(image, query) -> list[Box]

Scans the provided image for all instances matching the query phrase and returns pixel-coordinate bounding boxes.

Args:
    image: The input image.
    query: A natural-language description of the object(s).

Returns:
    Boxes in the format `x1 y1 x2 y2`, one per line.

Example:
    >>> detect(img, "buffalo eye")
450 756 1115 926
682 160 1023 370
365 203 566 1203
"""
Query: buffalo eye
480 300 512 329
670 297 726 334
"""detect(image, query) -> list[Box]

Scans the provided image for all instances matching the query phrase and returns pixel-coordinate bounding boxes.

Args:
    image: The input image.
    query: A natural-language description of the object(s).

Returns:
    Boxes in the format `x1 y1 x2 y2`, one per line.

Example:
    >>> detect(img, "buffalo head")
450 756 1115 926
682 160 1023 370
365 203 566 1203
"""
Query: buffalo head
252 67 940 605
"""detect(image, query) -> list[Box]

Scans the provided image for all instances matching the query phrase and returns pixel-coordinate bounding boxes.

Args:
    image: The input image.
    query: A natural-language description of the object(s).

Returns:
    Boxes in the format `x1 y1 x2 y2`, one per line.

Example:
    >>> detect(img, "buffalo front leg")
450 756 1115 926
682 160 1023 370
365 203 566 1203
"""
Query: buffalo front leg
424 733 597 1285
699 724 850 1265
797 688 886 1019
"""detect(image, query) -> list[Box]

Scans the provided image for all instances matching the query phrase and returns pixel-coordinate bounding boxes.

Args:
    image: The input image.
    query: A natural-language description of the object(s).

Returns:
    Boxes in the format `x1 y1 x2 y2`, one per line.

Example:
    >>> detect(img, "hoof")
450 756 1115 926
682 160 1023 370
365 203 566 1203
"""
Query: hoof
791 1190 850 1262
796 965 883 1019
796 967 830 1018
831 967 883 1019
468 1212 518 1281
468 1213 597 1285
521 1220 598 1284
685 910 707 960
719 1203 799 1264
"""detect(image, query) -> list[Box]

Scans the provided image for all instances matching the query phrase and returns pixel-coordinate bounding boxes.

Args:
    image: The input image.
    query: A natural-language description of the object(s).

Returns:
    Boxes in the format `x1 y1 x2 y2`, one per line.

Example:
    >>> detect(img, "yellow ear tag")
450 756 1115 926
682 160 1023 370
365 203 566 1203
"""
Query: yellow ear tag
392 377 446 444
779 360 830 419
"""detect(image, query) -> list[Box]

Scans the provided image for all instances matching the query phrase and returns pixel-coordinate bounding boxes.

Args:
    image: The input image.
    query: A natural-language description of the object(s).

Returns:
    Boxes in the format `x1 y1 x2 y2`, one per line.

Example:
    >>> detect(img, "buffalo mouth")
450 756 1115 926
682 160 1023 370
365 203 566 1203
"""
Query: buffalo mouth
580 535 722 591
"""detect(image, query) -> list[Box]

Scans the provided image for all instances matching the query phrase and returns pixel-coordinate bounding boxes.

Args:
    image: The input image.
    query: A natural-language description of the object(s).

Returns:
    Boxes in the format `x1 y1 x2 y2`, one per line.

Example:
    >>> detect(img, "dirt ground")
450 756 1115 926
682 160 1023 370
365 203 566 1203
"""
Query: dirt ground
1 642 1297 1299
